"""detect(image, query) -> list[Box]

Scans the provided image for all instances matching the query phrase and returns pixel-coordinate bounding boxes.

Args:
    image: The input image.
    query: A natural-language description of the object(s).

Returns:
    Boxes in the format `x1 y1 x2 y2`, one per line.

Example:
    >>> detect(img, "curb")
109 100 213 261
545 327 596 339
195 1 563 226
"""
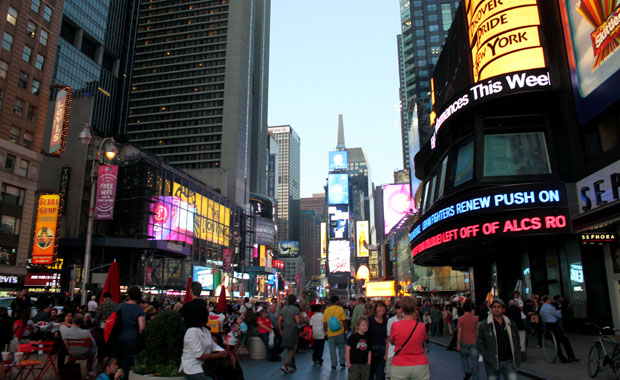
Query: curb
428 338 559 380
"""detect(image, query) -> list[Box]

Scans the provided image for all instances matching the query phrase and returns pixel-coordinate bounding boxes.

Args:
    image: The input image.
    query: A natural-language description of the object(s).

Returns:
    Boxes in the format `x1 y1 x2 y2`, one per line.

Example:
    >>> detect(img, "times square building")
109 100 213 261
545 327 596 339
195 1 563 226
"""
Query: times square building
409 0 620 328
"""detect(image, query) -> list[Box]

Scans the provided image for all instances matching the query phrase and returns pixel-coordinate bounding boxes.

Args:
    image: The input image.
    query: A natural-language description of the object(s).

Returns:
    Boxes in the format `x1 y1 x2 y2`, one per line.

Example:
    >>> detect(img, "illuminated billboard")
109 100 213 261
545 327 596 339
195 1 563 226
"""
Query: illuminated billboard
328 174 349 204
328 240 351 273
329 151 348 170
383 184 414 235
356 221 369 257
320 222 327 258
466 0 546 82
148 196 195 244
32 194 60 265
366 281 395 297
278 241 299 257
559 0 620 123
48 87 71 156
192 265 214 290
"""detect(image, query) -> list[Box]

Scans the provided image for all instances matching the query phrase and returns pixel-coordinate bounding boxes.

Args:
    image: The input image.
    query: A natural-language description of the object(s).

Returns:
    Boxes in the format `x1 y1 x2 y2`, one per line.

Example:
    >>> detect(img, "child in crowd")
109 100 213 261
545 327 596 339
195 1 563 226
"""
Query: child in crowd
96 358 123 380
346 317 371 380
224 315 247 357
310 304 326 366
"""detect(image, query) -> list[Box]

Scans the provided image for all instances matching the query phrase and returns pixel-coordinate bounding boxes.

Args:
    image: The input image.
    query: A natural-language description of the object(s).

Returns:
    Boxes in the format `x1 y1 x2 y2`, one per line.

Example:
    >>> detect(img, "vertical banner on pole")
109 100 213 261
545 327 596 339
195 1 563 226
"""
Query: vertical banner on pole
94 165 118 220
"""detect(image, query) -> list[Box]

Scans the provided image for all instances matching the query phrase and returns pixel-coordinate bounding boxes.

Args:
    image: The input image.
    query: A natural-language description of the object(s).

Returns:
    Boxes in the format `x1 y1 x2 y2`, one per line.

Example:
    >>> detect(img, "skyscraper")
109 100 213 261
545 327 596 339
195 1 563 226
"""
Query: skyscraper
300 193 326 281
127 0 270 206
268 125 300 242
398 0 459 162
0 0 62 276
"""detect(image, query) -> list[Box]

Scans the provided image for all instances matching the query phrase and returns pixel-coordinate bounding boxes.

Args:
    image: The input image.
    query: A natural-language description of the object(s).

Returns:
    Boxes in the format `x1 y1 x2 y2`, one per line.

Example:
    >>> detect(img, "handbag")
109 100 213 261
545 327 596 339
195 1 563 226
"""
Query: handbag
268 331 275 348
530 314 539 324
394 321 419 357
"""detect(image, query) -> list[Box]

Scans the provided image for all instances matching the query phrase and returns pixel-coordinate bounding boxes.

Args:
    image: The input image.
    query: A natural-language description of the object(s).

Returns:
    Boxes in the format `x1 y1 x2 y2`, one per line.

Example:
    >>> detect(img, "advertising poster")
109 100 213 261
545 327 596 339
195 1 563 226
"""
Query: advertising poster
192 265 214 290
320 222 327 258
278 241 299 257
329 151 348 170
383 184 414 235
356 221 369 257
94 165 118 220
559 0 620 122
259 245 266 266
148 196 195 244
32 194 60 265
223 249 233 272
328 240 351 273
328 174 349 205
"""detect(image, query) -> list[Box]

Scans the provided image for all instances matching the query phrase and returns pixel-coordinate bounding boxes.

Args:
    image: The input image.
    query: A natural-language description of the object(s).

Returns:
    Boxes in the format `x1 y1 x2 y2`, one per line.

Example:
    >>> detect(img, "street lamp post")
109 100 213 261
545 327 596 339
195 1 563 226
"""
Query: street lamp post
78 123 117 305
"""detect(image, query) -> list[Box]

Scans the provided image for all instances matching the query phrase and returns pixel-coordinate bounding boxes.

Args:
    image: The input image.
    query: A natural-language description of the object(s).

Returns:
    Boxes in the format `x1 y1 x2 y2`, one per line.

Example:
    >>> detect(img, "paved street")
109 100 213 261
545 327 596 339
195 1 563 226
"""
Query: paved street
241 341 530 380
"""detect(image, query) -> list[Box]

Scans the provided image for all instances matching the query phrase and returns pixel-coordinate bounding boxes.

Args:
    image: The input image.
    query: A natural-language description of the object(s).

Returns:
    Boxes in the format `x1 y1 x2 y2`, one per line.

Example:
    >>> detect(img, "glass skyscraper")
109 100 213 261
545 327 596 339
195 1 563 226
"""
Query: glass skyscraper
127 0 270 207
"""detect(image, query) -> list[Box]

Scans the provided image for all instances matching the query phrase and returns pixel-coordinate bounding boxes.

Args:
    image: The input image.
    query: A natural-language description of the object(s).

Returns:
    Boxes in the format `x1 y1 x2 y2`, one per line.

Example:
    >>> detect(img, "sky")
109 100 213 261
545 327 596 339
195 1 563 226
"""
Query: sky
268 1 404 198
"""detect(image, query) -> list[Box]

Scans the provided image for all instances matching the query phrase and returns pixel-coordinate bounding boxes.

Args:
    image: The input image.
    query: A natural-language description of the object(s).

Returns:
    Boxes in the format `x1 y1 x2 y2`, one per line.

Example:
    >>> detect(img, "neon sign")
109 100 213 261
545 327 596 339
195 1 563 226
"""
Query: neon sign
411 182 565 241
412 211 569 257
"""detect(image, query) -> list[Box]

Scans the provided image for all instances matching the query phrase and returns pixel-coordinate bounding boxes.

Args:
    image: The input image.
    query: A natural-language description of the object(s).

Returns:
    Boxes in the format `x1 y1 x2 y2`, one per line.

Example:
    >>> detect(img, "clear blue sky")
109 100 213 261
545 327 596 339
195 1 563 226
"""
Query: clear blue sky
268 1 404 198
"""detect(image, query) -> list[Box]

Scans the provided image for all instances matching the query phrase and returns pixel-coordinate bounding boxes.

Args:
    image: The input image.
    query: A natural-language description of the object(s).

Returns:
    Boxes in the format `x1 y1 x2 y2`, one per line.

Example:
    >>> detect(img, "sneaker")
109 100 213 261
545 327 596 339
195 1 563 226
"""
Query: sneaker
280 365 290 374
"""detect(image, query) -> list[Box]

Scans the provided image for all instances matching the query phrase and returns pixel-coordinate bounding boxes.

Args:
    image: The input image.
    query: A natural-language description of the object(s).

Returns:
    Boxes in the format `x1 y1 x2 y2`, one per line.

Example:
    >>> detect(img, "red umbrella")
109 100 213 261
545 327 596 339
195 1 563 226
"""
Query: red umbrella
216 285 227 313
183 277 193 304
100 261 121 304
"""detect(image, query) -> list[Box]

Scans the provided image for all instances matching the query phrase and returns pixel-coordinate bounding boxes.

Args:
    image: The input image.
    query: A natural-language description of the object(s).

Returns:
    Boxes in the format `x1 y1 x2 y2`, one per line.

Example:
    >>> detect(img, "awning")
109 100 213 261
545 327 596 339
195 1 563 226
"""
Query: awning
59 237 190 256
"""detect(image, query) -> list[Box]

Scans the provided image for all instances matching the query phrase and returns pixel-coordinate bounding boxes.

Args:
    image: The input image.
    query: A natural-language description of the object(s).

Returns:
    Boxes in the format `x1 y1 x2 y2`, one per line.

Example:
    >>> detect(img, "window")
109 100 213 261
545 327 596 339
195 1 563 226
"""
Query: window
8 127 19 144
26 104 37 121
4 154 15 172
0 60 7 79
430 35 440 43
427 4 437 11
39 29 48 45
484 132 551 176
416 39 426 47
437 156 449 198
0 215 20 235
2 33 13 51
22 132 33 149
31 0 41 13
30 79 40 95
454 140 474 186
1 184 25 205
43 5 52 22
17 159 29 177
27 21 36 38
13 99 23 116
441 3 453 31
18 72 28 88
428 14 438 22
35 54 44 70
22 46 32 63
429 25 439 32
7 6 18 25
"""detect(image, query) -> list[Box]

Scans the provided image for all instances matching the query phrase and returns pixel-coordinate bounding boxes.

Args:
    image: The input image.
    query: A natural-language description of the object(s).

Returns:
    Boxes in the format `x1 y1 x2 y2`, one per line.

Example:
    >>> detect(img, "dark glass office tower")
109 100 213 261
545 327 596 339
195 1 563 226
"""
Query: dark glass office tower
51 0 140 136
398 0 459 158
127 0 270 207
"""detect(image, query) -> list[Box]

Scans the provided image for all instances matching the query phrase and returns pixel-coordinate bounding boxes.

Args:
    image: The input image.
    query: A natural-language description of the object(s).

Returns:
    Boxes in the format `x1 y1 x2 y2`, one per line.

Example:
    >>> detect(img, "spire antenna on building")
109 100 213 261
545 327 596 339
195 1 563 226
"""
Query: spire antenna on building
336 114 346 151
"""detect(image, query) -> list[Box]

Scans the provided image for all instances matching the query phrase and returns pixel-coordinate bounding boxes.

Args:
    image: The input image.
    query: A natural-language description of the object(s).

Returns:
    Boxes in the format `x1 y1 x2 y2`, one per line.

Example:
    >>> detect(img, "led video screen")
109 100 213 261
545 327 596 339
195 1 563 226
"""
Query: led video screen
328 174 349 205
148 196 195 244
328 240 351 273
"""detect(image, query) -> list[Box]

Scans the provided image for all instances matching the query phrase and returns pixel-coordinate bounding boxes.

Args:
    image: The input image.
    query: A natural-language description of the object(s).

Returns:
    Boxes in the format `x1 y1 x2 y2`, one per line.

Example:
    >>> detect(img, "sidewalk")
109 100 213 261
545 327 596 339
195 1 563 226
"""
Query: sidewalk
429 331 617 380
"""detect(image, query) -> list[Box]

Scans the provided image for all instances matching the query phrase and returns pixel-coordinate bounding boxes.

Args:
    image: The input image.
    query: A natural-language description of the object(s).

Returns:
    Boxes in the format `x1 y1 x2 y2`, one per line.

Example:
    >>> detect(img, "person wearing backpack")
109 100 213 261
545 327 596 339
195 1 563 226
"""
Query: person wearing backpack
323 296 348 369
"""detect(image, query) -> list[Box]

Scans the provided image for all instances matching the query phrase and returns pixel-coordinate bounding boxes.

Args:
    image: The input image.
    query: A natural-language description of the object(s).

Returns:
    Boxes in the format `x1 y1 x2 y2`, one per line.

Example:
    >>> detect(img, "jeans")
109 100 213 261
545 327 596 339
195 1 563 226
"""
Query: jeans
370 344 386 380
545 322 576 361
312 338 325 362
348 363 370 380
258 332 275 360
431 322 441 337
112 337 142 380
283 339 298 368
459 344 480 380
486 360 517 380
327 333 346 367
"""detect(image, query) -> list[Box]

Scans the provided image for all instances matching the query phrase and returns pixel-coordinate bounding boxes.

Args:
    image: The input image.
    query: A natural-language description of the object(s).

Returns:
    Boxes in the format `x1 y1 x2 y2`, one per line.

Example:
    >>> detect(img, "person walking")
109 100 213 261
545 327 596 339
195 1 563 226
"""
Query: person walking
506 300 527 361
443 305 453 336
476 299 521 380
323 295 348 369
457 302 479 380
368 301 388 380
346 317 371 380
112 286 146 380
430 305 442 337
539 295 579 363
310 304 326 366
385 302 402 380
389 296 429 380
278 294 301 374
351 297 366 332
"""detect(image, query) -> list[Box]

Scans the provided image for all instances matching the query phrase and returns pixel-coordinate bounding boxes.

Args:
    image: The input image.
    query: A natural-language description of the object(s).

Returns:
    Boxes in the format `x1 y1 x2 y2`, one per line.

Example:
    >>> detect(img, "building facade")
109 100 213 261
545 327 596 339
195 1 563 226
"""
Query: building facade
300 193 326 283
268 125 300 242
127 0 271 207
0 0 63 279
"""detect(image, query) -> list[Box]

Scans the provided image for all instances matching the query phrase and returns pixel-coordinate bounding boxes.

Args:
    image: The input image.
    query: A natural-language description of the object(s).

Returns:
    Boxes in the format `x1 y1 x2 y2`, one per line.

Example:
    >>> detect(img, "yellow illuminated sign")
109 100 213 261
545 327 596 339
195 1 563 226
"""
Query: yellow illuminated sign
32 194 60 265
356 221 369 257
365 281 395 297
320 222 327 258
467 0 546 82
260 245 266 266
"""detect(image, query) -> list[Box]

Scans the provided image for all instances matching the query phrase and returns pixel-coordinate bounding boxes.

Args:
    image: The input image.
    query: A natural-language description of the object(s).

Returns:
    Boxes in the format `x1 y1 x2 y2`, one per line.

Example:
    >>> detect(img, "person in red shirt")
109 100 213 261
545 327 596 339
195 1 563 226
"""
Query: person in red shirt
389 296 429 380
257 308 277 361
457 302 480 380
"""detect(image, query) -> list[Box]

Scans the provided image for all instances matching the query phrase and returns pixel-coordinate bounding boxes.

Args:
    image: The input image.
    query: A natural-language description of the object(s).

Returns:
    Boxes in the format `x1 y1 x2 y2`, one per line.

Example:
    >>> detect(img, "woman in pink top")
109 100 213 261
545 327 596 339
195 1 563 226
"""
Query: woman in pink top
389 297 430 380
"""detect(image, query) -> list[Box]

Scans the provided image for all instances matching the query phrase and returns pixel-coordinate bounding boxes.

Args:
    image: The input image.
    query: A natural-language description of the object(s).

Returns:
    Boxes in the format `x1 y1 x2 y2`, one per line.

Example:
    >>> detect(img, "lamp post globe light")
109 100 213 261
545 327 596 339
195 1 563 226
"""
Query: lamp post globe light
78 122 117 305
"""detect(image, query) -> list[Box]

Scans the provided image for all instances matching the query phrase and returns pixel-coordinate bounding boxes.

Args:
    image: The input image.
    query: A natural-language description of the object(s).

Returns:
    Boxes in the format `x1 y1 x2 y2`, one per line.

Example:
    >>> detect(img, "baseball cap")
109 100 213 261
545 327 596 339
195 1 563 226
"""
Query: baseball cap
490 298 505 307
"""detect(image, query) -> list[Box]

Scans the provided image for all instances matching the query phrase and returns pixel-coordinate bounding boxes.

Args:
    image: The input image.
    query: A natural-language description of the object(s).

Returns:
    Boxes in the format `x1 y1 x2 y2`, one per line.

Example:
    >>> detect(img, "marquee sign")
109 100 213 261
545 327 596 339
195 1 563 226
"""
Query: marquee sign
48 88 72 156
580 232 617 244
32 194 60 265
466 0 546 82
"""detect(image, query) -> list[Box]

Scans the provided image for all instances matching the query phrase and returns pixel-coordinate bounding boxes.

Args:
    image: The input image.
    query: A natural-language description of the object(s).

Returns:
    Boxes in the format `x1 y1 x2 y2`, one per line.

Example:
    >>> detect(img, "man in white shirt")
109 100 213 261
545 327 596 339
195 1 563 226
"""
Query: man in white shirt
385 302 403 379
59 313 97 377
309 304 326 365
180 323 228 377
87 296 98 315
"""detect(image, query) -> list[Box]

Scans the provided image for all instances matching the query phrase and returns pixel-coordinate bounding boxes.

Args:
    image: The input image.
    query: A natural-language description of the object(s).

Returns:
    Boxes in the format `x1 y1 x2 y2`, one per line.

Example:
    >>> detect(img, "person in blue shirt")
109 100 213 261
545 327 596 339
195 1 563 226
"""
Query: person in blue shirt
539 296 578 363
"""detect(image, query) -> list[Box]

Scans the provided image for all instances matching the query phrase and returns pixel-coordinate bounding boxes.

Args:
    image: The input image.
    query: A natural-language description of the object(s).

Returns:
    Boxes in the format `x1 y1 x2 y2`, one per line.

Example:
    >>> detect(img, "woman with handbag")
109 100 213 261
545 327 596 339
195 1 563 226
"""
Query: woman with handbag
368 301 388 380
257 309 277 361
389 297 429 380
